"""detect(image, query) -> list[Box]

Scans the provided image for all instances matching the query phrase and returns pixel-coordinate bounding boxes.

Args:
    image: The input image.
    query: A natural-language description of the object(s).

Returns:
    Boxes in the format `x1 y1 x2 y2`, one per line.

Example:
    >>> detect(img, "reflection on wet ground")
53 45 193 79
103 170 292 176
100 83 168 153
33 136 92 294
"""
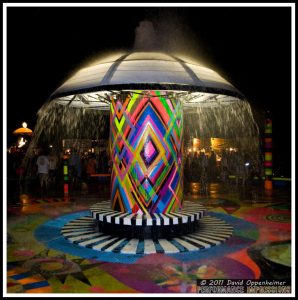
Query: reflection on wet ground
6 181 291 294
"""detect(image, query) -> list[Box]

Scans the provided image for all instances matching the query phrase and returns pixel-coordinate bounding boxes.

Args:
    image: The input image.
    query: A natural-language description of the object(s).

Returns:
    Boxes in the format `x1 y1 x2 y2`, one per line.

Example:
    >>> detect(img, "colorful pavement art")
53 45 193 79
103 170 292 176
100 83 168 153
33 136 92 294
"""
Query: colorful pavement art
110 91 183 214
6 183 291 294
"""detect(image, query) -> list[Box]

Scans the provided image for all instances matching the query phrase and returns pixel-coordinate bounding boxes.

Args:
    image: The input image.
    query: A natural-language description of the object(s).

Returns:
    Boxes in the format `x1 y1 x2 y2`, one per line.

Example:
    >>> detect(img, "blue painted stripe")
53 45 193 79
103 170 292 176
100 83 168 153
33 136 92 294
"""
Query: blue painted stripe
72 234 103 244
67 218 94 223
63 224 95 228
196 233 227 242
167 239 188 252
11 271 32 280
87 236 114 248
153 240 164 253
136 239 144 254
101 237 124 251
112 239 130 253
22 280 49 290
61 228 95 233
180 237 205 249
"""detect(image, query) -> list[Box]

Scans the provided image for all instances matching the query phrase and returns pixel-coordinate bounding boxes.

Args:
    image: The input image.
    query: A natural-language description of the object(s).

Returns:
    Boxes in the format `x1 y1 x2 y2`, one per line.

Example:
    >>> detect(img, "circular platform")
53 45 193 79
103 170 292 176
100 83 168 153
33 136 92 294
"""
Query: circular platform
89 200 208 239
60 214 233 254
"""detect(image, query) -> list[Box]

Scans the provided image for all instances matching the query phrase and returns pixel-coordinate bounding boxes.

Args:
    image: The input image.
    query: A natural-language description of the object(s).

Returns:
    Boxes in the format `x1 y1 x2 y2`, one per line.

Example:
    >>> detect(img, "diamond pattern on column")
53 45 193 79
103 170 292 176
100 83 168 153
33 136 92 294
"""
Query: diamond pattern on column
140 136 159 168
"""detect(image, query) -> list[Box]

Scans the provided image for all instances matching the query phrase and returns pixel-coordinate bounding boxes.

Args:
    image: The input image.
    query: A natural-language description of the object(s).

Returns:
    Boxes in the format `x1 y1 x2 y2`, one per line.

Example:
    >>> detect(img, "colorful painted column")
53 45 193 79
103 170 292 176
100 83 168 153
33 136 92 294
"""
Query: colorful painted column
110 91 183 214
264 111 273 190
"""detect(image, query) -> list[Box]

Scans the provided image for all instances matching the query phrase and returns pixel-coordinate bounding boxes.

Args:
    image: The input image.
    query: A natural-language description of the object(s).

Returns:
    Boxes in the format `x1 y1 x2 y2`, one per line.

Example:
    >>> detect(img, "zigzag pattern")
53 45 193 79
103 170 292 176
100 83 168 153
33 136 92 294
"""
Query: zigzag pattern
110 91 183 214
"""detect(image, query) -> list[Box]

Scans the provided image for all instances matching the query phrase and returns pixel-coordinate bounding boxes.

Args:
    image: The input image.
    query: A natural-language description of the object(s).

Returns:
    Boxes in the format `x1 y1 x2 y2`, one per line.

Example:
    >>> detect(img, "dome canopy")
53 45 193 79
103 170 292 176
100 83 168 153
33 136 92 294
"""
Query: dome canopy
50 51 244 110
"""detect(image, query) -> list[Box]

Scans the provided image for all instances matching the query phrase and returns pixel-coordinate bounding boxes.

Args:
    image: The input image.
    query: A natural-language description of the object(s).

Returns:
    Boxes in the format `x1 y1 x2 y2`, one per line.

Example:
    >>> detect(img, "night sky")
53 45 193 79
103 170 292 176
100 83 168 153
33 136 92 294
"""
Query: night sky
5 5 292 176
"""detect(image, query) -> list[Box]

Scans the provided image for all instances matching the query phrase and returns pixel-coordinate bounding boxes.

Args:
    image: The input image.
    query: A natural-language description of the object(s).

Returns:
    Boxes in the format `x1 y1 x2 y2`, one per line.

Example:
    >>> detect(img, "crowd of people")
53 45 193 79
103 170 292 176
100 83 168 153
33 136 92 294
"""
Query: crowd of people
68 149 110 190
7 147 111 200
184 149 263 192
8 145 264 201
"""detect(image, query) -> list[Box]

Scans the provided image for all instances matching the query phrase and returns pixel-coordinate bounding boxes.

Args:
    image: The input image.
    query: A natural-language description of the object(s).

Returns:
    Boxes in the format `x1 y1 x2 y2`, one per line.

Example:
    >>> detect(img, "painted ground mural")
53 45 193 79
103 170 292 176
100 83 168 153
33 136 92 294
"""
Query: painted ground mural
6 183 291 294
110 91 183 214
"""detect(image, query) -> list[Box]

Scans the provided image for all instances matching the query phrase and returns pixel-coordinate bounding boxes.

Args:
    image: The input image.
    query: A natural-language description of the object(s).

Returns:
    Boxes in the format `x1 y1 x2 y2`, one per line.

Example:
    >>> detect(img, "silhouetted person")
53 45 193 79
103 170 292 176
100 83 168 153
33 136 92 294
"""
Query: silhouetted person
69 149 82 190
199 152 208 194
86 153 97 182
220 150 229 185
193 152 200 181
208 151 217 181
235 153 247 187
48 150 59 195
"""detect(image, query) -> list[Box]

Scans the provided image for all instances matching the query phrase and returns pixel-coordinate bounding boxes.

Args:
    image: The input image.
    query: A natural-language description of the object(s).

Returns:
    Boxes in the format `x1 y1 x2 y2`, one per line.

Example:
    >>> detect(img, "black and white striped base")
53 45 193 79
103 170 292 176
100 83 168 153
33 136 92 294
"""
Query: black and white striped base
90 201 206 226
61 215 233 254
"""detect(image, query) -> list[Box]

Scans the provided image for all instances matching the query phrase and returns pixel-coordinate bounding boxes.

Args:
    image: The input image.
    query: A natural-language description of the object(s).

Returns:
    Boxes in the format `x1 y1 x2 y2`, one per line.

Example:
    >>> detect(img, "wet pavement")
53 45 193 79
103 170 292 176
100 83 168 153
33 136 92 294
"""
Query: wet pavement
6 181 291 294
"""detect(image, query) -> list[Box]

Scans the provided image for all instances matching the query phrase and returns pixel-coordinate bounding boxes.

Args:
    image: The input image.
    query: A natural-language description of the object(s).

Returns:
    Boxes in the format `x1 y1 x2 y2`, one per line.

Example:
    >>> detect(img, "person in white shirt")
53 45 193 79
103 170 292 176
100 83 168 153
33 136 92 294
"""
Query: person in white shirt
36 150 50 197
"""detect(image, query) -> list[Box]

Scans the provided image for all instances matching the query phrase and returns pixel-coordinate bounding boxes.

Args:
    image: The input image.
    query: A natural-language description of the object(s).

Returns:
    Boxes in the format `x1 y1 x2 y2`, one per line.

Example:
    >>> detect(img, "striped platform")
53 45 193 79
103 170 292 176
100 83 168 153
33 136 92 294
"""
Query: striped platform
89 201 206 226
61 215 233 254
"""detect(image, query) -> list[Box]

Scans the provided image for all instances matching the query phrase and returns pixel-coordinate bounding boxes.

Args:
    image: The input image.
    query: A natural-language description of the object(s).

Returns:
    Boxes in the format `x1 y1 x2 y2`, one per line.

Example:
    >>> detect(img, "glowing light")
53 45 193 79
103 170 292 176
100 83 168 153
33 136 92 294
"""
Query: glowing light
193 138 200 148
63 165 68 175
18 137 26 148
22 122 27 128
64 183 69 194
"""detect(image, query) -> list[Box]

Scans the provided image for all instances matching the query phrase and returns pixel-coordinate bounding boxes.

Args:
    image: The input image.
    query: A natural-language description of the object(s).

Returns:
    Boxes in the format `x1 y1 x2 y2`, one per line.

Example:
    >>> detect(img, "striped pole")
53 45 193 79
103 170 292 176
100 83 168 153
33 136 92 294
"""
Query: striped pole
264 112 273 190
63 154 70 201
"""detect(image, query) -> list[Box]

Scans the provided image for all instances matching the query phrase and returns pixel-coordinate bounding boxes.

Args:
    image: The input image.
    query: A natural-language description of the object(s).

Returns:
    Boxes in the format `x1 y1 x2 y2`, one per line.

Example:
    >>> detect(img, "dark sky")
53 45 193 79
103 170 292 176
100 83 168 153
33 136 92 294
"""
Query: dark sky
5 6 292 176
